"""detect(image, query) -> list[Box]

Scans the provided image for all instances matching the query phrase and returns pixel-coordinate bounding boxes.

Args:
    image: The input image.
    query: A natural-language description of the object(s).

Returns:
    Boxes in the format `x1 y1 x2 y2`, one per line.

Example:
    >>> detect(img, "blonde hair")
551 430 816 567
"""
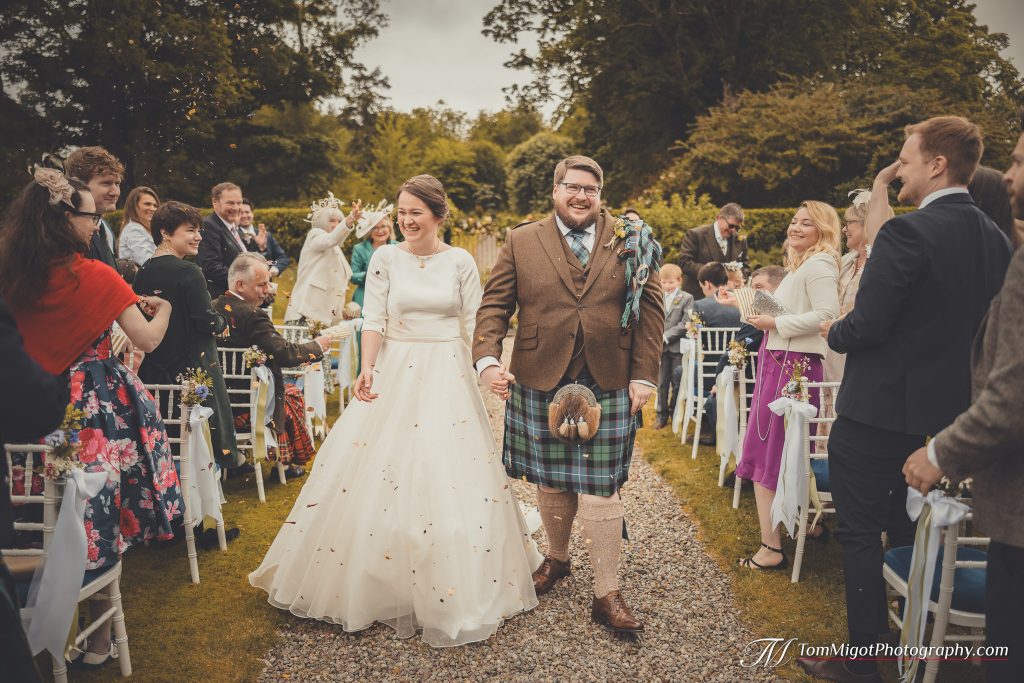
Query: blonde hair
788 200 841 271
844 190 894 223
659 263 682 280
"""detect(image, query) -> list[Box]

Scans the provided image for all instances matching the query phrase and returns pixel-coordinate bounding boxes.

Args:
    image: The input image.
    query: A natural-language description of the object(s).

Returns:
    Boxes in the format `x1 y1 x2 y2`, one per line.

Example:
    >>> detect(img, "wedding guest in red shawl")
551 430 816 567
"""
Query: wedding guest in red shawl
0 168 183 670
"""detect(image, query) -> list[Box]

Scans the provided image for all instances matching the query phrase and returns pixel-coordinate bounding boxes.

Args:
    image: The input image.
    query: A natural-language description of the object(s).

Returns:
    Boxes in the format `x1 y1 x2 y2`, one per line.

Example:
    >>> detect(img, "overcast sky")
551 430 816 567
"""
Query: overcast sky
354 0 1024 119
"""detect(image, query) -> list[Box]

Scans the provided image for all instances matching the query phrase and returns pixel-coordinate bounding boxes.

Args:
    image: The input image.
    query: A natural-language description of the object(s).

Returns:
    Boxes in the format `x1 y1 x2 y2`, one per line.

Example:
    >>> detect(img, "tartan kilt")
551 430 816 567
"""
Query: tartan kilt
503 369 640 496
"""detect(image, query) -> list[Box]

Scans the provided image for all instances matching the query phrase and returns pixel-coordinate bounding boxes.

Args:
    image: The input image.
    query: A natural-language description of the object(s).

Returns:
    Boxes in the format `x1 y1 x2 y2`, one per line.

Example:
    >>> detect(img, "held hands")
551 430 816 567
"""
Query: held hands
903 446 944 495
819 318 836 340
481 364 516 401
314 333 339 352
354 367 378 402
344 199 364 229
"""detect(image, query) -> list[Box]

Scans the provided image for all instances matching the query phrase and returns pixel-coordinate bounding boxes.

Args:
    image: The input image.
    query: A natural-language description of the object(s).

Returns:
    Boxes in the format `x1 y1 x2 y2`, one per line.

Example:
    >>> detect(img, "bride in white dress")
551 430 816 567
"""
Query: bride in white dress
250 175 542 647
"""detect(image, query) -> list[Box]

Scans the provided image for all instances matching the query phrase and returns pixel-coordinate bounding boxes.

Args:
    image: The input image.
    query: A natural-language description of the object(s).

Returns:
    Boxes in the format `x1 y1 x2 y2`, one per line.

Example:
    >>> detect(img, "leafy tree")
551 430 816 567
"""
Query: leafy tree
653 79 1022 207
469 140 508 211
506 132 574 214
365 112 421 199
484 0 1023 202
422 137 477 209
470 106 544 150
0 0 386 204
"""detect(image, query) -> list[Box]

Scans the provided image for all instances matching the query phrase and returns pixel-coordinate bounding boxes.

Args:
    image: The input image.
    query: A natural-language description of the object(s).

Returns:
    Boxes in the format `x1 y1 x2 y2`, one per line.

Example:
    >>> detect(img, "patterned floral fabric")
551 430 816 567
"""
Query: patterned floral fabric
69 330 183 569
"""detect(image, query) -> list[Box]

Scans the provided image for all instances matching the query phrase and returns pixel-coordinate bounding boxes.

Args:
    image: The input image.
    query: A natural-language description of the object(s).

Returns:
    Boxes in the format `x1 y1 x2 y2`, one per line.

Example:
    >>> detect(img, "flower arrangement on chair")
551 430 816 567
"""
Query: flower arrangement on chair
42 404 88 480
243 345 268 369
177 367 213 407
727 339 749 370
684 310 704 340
781 357 811 400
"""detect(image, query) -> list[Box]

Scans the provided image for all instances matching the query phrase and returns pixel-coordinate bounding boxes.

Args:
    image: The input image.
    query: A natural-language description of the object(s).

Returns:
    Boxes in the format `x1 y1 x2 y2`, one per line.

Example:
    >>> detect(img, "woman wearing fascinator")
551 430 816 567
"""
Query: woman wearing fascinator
284 193 363 326
821 189 894 398
0 166 182 667
250 175 541 647
349 200 397 309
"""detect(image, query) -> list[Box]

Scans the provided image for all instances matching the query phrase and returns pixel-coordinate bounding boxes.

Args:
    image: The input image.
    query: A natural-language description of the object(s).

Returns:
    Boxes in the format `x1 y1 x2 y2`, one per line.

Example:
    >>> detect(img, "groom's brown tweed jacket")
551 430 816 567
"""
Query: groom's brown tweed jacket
473 209 664 392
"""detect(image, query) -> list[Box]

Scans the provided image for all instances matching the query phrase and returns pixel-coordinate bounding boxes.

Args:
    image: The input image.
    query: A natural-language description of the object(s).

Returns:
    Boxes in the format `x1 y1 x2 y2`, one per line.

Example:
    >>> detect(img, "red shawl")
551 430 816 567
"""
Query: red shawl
14 255 139 374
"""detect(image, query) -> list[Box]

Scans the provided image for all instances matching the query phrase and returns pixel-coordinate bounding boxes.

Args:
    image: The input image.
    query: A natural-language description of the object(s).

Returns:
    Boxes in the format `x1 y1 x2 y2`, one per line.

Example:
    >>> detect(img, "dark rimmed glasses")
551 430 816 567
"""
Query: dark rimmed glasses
558 182 601 197
68 208 104 225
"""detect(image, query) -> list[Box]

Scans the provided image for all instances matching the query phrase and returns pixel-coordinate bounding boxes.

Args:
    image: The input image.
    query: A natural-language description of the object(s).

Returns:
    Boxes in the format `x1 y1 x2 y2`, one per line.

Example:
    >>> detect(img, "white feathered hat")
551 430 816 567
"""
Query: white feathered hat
355 199 394 239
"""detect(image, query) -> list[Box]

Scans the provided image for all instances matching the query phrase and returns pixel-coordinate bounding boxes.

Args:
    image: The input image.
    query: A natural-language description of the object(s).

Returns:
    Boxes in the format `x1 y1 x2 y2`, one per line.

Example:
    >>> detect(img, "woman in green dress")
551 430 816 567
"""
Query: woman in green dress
133 201 240 471
350 205 396 308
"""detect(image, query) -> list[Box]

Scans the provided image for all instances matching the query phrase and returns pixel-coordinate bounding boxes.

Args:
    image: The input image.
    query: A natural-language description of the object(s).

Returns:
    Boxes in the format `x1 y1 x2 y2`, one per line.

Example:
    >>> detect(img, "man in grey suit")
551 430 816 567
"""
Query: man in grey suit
678 202 749 299
654 263 694 429
902 122 1024 683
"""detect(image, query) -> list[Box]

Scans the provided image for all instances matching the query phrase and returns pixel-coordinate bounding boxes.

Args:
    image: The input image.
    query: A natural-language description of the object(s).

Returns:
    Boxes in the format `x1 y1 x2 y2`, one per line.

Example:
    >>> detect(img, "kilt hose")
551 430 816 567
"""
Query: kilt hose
503 369 640 496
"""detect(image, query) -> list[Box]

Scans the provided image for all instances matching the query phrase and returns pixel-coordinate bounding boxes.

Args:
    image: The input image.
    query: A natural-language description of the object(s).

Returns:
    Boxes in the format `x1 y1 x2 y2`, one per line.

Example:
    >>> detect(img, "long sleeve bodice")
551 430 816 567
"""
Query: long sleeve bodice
361 245 481 344
767 251 840 355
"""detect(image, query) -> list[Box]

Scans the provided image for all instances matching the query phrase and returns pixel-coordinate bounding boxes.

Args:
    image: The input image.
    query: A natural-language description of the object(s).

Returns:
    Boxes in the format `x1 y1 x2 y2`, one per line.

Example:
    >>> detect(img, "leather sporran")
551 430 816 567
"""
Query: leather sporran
548 383 601 444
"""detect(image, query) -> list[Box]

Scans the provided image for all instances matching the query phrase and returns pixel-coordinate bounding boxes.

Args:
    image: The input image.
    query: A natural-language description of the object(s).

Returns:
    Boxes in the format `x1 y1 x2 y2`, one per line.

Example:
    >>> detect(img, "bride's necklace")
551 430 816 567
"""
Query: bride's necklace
408 240 442 268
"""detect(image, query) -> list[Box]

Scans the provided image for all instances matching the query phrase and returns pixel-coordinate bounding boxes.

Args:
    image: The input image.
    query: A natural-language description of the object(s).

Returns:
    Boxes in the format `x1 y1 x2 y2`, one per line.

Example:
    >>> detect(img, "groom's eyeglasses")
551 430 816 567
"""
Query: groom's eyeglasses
68 209 104 226
559 182 601 197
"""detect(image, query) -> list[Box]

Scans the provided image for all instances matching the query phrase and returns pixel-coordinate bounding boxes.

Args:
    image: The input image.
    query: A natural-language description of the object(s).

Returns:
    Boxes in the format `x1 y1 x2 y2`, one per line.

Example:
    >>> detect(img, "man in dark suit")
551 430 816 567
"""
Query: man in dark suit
64 146 123 270
901 122 1024 683
0 297 67 683
214 253 336 476
197 182 258 298
678 202 749 300
798 116 1014 683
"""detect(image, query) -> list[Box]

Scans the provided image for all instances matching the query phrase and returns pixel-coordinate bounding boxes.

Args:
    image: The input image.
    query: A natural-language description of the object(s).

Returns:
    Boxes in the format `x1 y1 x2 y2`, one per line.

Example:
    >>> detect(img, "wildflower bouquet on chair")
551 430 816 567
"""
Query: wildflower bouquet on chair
243 345 268 369
177 367 213 407
781 357 810 400
727 339 749 370
684 310 704 340
42 404 88 480
307 319 328 339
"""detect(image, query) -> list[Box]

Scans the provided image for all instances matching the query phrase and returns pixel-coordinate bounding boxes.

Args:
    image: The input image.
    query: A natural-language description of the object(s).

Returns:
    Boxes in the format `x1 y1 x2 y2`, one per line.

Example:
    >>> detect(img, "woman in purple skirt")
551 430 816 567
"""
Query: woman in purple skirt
722 201 841 570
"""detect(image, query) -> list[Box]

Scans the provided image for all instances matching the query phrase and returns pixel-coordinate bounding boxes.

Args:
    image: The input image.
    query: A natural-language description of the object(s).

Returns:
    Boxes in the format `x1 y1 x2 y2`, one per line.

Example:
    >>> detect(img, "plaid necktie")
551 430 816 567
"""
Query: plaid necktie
567 229 590 267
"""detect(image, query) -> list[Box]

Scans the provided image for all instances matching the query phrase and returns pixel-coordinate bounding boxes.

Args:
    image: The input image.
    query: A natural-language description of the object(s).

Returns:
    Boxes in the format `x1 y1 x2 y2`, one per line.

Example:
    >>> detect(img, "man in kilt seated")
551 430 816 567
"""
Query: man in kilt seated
474 155 663 633
214 253 337 476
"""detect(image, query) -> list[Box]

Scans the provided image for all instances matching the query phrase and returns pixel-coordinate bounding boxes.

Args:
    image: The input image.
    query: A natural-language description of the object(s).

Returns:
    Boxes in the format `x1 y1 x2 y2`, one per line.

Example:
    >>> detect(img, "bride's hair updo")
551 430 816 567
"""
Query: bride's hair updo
397 175 449 221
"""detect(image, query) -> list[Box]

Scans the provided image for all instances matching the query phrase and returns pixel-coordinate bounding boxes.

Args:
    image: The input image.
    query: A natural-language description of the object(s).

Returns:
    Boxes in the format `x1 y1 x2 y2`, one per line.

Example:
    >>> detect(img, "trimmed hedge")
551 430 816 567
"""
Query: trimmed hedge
104 198 909 268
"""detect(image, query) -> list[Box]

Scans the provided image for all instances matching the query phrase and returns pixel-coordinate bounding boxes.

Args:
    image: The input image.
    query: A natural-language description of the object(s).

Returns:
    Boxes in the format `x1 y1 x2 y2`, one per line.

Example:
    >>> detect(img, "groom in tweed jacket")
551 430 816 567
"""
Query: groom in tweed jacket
474 155 663 633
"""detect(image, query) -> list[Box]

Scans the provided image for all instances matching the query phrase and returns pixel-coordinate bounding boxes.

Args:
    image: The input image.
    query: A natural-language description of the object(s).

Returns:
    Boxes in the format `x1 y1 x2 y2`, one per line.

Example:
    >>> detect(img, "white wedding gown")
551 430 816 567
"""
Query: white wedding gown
250 245 542 647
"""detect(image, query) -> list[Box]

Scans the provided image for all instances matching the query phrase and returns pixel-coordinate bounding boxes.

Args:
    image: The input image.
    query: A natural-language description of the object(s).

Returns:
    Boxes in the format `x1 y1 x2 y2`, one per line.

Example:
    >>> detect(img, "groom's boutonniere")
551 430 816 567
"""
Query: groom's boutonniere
603 217 630 253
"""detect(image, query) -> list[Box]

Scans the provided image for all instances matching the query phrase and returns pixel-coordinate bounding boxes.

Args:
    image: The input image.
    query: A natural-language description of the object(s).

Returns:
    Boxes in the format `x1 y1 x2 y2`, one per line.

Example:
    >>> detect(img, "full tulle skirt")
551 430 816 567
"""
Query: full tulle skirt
249 336 542 647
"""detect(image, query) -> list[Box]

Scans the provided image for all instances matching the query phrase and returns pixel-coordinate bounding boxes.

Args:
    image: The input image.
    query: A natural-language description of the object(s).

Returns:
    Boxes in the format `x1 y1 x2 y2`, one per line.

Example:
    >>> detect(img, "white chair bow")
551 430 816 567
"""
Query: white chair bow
769 396 818 538
25 469 107 658
251 365 276 459
672 337 695 435
898 488 970 683
715 365 739 464
303 363 327 422
186 405 226 528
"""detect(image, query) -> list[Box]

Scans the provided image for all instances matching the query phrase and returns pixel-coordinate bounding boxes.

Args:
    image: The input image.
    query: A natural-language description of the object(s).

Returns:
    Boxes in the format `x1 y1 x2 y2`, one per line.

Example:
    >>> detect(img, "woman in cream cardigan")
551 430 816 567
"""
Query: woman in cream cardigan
722 201 841 570
285 196 363 325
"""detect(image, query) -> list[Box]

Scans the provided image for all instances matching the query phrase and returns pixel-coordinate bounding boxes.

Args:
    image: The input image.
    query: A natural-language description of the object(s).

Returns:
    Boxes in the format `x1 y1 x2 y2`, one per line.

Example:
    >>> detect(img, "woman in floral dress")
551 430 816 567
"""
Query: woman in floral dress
0 169 182 668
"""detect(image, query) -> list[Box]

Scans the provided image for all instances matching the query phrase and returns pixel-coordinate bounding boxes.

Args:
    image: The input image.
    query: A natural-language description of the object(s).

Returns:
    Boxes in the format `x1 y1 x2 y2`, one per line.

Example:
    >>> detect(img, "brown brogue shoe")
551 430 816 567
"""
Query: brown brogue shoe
590 590 644 634
532 556 571 595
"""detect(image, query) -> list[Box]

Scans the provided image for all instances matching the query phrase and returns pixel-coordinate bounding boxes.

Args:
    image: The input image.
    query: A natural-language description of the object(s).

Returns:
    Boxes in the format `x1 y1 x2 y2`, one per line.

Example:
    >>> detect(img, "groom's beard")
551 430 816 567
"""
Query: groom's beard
555 203 600 232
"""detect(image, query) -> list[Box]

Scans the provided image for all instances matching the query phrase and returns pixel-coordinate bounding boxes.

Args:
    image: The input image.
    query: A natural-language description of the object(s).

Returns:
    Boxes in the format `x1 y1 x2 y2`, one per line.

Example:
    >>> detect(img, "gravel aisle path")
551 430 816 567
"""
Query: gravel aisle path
257 342 778 682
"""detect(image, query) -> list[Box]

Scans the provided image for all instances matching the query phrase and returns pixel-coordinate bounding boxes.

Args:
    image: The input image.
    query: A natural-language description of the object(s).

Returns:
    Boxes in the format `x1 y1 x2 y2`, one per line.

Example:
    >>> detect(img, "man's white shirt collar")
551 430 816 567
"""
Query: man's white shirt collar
919 186 970 209
555 215 596 236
